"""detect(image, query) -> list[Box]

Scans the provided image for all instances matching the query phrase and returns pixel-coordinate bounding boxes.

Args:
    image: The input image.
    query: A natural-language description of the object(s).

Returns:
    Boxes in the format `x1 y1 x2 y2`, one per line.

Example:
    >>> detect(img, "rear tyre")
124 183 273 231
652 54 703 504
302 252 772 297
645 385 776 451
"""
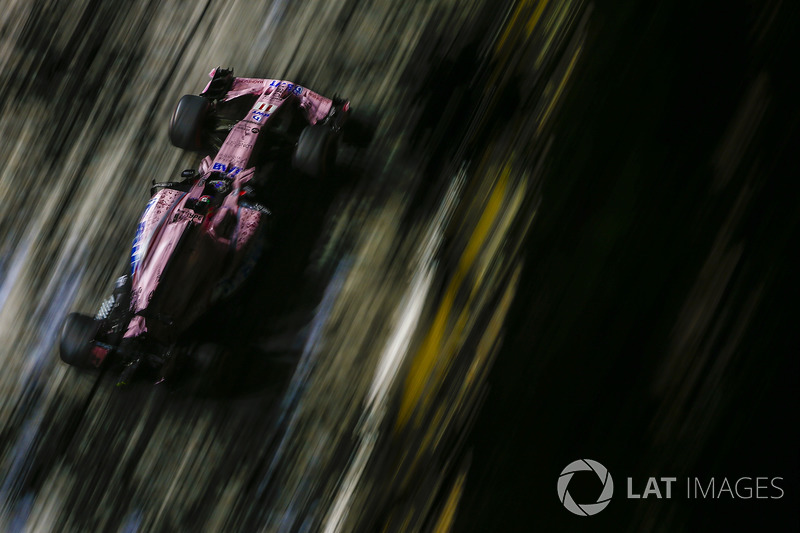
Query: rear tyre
169 95 211 151
60 313 101 369
292 124 337 178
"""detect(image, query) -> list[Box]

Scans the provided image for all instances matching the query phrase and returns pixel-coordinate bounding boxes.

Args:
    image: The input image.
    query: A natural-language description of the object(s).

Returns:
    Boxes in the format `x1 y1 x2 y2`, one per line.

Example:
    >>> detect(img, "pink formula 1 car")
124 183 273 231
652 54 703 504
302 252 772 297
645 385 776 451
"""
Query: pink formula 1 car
60 68 374 386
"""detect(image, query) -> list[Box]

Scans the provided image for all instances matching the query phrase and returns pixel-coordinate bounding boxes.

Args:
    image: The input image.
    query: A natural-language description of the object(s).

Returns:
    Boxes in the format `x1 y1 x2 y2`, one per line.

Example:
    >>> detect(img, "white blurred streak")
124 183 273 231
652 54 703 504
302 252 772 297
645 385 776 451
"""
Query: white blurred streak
322 169 465 533
0 236 33 324
255 257 351 523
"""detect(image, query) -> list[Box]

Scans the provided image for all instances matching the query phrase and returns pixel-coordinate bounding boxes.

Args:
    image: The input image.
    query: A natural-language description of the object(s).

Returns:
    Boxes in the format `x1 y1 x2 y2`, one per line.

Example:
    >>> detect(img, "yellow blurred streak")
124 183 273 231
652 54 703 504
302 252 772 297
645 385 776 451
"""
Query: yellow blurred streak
409 190 528 475
486 0 549 133
526 0 550 36
465 262 522 389
495 0 549 59
432 469 467 533
397 165 510 430
538 43 582 133
534 0 572 69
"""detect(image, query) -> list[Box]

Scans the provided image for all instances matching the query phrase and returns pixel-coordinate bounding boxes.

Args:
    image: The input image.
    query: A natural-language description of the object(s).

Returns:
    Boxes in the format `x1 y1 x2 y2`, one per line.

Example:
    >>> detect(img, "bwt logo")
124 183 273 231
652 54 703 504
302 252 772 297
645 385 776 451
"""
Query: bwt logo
557 459 614 516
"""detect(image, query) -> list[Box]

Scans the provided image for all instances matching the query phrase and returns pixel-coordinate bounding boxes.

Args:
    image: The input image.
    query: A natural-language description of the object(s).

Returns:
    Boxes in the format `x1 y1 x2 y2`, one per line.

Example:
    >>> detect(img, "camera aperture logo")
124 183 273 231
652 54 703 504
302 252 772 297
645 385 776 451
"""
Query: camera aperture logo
557 459 785 517
557 459 614 516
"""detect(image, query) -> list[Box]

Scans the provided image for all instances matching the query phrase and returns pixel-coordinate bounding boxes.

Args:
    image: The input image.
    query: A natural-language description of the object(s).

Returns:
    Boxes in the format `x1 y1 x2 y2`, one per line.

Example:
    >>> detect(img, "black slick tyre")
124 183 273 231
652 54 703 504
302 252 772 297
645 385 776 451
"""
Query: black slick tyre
59 313 102 369
292 124 337 178
169 95 211 151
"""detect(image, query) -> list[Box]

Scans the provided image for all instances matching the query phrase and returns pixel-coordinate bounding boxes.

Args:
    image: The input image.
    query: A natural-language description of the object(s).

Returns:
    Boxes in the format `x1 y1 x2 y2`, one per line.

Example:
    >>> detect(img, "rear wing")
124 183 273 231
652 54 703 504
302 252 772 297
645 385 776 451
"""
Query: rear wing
201 67 335 125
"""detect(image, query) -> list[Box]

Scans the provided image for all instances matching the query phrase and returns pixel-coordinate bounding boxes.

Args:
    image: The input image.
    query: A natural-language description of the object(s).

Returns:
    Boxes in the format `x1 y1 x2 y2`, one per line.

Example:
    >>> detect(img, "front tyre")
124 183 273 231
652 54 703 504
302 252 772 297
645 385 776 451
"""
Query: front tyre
59 313 102 369
292 124 337 178
169 95 212 151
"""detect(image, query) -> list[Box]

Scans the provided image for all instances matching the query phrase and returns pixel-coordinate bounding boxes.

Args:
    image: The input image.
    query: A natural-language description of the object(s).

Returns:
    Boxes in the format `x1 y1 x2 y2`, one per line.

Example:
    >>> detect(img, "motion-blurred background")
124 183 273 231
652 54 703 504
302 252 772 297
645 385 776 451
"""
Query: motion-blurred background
0 0 797 531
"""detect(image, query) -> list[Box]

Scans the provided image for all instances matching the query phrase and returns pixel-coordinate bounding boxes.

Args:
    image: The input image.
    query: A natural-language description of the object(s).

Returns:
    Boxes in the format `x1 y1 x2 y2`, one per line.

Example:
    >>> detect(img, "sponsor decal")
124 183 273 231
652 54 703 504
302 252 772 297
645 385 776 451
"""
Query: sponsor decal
215 150 249 165
171 208 204 224
251 102 275 122
268 80 303 95
212 162 244 174
230 140 254 150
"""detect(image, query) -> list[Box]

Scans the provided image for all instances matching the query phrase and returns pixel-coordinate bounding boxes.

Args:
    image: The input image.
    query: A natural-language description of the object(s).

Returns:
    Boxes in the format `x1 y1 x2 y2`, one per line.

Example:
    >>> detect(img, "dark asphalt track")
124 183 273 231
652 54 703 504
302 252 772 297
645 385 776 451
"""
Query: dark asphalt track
1 0 797 532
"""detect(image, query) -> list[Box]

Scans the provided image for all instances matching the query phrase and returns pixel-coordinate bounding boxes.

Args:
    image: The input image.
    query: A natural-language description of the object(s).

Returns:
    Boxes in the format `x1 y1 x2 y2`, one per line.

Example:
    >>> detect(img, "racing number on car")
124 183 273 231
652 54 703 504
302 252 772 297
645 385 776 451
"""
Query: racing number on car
251 103 275 122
